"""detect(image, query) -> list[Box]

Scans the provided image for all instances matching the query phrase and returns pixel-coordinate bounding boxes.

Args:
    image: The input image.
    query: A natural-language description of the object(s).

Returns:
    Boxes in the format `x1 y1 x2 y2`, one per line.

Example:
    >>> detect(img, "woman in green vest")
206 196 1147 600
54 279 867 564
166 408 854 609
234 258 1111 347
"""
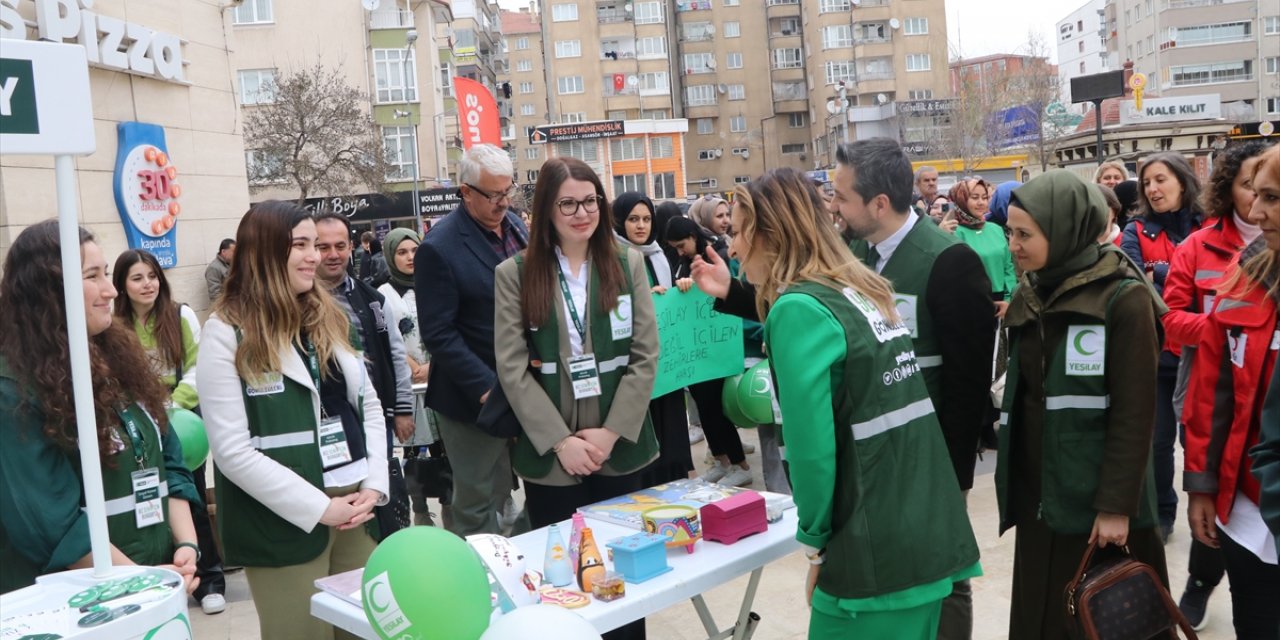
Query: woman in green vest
728 168 981 639
996 170 1169 639
0 220 201 595
199 201 389 640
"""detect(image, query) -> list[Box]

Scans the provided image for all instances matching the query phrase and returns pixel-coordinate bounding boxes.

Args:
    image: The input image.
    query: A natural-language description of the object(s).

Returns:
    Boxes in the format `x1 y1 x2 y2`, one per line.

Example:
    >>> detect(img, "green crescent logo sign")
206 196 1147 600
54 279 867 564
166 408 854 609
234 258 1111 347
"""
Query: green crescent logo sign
1074 329 1099 356
752 373 772 395
369 580 392 613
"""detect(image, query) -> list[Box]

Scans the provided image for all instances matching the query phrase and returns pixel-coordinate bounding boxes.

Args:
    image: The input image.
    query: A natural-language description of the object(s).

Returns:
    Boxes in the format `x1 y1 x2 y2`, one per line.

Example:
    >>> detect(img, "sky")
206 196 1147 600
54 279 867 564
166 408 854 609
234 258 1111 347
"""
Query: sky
493 0 1092 64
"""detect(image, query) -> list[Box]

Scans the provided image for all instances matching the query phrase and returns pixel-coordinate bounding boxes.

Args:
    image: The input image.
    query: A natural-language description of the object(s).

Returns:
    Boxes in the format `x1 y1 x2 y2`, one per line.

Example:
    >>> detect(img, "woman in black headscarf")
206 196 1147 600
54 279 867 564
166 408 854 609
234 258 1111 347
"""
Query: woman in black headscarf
613 193 694 485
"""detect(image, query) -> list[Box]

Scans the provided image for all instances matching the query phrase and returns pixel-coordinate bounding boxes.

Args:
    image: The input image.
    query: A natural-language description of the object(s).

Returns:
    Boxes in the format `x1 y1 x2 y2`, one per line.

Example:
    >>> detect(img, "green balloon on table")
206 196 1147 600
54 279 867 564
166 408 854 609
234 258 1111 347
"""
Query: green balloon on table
167 408 208 472
362 526 493 640
736 361 776 426
721 374 756 429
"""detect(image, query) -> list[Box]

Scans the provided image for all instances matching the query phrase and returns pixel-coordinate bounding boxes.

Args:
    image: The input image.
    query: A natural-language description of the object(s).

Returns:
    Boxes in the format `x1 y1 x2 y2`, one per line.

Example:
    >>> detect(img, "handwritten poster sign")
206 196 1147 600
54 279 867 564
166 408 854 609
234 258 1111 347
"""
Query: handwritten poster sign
651 289 744 398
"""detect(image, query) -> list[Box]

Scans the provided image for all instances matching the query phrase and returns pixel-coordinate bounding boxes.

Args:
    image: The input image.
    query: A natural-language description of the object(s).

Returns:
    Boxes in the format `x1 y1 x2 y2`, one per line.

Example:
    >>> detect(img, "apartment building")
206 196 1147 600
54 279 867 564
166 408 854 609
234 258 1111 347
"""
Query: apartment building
500 9 550 185
449 0 512 181
234 0 454 207
1057 0 1112 111
1104 0 1280 120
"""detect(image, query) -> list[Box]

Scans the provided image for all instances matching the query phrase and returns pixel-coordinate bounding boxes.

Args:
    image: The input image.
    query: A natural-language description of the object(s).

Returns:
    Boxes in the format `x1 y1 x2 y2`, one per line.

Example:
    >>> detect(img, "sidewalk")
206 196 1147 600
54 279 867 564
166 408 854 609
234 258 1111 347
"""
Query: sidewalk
190 430 1234 639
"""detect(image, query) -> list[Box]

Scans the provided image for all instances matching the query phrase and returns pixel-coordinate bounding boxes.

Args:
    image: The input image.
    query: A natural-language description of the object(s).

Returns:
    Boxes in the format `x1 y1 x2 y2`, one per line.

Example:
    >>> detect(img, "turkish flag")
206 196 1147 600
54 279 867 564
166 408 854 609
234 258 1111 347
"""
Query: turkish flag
614 74 625 91
454 77 501 149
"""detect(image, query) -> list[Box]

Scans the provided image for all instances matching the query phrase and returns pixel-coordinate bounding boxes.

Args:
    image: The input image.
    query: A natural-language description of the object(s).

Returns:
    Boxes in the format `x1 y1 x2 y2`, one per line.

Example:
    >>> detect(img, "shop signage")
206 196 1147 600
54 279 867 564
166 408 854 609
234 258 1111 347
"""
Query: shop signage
0 39 94 155
0 0 186 83
528 120 625 145
1119 94 1221 125
897 99 956 117
298 188 462 222
113 122 183 268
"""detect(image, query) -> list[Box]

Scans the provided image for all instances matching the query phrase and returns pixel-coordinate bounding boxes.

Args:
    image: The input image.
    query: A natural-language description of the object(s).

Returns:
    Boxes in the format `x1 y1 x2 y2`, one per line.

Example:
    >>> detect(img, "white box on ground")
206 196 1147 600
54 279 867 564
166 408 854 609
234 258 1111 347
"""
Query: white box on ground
0 39 95 155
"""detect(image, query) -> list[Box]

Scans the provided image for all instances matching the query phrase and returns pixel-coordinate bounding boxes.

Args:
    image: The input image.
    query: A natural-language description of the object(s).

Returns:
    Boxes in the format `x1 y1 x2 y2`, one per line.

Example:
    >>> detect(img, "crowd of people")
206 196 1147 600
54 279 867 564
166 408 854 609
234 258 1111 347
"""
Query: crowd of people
1 138 1279 640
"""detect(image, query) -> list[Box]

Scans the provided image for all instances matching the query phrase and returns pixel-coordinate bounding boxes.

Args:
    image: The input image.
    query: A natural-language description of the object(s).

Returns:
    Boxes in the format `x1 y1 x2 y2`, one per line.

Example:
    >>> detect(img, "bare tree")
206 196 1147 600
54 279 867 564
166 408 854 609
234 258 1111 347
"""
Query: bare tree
242 63 393 201
1009 31 1067 172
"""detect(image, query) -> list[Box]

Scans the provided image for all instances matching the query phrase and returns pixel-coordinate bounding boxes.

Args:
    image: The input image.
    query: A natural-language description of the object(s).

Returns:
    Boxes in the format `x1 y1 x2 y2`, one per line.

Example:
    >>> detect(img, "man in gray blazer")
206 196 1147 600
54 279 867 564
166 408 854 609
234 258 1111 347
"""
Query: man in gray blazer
414 144 528 536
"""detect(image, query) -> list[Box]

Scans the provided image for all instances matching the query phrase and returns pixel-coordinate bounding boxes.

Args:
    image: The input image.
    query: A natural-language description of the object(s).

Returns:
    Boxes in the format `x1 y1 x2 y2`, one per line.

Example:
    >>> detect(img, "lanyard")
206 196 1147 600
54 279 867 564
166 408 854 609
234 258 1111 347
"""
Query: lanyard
298 336 333 420
115 406 148 467
556 265 587 342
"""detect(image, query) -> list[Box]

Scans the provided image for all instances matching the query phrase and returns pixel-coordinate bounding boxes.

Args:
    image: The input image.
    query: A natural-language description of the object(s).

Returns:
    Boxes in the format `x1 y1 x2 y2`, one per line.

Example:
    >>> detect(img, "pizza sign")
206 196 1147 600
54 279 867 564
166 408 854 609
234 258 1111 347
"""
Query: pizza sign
113 122 182 267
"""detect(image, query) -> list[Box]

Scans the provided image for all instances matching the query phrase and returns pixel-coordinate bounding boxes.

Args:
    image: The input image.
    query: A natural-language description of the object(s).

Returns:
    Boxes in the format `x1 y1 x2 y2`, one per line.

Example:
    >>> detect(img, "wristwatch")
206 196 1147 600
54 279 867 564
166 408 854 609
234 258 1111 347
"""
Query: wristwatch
805 547 826 566
175 541 201 562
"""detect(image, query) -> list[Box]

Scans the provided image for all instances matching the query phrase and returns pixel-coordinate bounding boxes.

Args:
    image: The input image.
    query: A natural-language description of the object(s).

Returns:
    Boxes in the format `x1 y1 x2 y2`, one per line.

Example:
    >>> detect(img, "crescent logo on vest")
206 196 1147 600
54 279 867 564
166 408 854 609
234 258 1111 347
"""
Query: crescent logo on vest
610 294 633 340
1065 325 1105 376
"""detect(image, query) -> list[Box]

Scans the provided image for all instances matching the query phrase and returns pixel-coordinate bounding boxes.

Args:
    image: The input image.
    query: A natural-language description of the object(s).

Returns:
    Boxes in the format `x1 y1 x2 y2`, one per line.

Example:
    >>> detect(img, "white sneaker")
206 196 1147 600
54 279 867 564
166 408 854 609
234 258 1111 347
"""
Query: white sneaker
719 466 754 487
497 496 519 532
742 442 756 455
688 425 706 445
200 593 226 615
700 460 730 483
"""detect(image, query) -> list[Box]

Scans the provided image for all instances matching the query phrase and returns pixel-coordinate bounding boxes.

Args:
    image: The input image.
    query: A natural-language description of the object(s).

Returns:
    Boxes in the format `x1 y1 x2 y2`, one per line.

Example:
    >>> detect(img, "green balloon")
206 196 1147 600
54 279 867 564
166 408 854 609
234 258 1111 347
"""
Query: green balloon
167 408 208 472
737 361 776 426
362 527 492 640
721 374 756 429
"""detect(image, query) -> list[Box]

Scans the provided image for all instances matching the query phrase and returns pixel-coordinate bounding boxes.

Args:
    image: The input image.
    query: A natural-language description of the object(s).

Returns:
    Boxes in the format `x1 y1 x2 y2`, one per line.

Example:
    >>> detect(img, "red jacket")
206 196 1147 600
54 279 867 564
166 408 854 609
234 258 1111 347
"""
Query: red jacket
1123 211 1203 356
1183 266 1278 522
1162 216 1248 350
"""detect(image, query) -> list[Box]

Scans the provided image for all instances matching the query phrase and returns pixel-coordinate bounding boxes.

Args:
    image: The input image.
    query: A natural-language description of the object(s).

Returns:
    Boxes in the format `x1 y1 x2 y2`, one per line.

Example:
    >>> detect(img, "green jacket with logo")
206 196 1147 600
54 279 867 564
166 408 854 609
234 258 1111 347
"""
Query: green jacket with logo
996 253 1161 535
766 282 979 601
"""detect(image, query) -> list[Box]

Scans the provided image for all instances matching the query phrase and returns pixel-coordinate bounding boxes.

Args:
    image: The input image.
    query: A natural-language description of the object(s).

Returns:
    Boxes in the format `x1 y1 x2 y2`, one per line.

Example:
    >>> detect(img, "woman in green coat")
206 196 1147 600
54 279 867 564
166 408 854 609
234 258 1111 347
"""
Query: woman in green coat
729 168 980 639
0 221 201 595
996 170 1170 639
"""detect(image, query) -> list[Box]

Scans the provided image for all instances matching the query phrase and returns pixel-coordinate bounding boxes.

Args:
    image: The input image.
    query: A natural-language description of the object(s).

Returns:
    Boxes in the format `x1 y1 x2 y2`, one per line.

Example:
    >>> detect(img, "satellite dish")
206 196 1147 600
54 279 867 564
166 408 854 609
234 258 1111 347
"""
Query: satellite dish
627 75 639 86
717 83 728 94
624 2 633 11
707 58 717 69
707 24 716 34
362 0 380 10
741 149 750 159
826 100 838 115
876 93 888 104
713 149 723 158
889 18 900 30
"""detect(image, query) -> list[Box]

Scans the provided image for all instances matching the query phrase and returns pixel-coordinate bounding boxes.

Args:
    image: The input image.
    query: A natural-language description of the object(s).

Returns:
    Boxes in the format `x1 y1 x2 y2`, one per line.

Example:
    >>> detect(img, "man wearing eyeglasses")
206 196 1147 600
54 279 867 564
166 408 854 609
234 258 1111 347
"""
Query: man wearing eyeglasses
414 144 529 536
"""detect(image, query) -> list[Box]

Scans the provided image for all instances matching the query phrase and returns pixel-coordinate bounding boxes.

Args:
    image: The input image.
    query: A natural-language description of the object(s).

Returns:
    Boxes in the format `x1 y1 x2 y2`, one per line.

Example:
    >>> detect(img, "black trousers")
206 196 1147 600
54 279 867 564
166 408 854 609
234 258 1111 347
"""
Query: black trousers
689 379 744 465
190 461 225 599
1187 536 1225 588
1218 527 1280 639
1152 358 1179 529
525 473 647 640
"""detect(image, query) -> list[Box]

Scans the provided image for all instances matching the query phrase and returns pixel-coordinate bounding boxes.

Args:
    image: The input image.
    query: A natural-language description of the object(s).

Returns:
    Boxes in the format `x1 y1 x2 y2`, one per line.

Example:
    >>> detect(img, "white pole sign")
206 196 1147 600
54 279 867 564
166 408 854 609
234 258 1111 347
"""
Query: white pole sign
0 38 95 155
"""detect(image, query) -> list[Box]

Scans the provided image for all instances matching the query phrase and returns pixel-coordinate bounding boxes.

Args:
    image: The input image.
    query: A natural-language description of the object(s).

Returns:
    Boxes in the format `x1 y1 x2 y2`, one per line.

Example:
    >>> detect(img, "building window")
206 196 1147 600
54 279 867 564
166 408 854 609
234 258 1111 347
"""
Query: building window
1266 57 1279 74
525 147 541 160
562 112 588 123
610 137 647 160
1078 41 1085 53
819 0 850 12
697 149 719 160
519 81 534 94
552 4 579 21
1266 16 1280 35
772 48 802 69
730 116 746 132
686 84 717 106
374 49 417 103
634 1 664 24
1264 97 1280 115
440 63 453 97
516 37 529 50
238 69 277 105
1169 60 1253 87
824 60 856 85
1079 61 1086 73
731 147 748 156
520 104 535 116
724 0 740 5
904 17 928 35
684 53 715 74
734 175 751 184
728 84 745 100
697 118 715 134
527 169 540 182
608 110 628 120
614 174 647 195
639 71 670 95
725 21 741 37
637 37 667 58
245 149 284 184
555 40 582 58
557 75 585 94
704 178 719 189
907 89 933 100
382 125 416 181
653 172 676 199
556 139 599 162
906 54 931 72
727 53 743 69
650 136 674 158
684 21 714 41
517 59 532 72
781 143 805 154
788 113 806 128
232 0 272 24
1171 21 1252 46
641 109 669 119
822 25 852 48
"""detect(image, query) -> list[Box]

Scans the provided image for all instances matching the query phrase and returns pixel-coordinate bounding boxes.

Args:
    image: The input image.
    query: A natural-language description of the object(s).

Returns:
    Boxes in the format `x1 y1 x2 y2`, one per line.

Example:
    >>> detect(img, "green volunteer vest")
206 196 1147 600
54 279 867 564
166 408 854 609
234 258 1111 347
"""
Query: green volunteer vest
510 252 659 480
103 404 173 567
995 280 1159 535
849 219 958 399
785 283 979 599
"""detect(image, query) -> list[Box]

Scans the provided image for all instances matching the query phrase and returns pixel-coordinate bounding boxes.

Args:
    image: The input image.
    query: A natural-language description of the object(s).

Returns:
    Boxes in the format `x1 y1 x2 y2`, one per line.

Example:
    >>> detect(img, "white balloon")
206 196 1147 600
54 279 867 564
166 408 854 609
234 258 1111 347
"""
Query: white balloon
480 605 602 640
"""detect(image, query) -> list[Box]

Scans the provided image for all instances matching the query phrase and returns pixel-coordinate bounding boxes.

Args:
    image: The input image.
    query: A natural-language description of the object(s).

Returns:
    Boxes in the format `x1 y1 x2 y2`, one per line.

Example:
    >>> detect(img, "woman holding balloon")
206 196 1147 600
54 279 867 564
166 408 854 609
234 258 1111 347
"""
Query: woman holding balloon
0 220 201 595
728 169 980 638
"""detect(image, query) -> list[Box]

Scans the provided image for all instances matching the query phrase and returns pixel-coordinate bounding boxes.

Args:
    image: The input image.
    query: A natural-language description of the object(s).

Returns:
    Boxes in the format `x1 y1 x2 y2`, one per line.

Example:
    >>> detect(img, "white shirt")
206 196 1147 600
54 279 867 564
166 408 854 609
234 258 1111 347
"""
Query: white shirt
555 247 590 357
1218 491 1278 565
868 212 920 273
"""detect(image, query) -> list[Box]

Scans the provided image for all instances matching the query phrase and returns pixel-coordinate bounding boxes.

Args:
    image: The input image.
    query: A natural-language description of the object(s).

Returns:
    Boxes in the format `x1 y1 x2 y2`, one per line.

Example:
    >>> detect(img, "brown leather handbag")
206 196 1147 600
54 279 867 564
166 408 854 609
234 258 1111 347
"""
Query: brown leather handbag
1064 542 1198 640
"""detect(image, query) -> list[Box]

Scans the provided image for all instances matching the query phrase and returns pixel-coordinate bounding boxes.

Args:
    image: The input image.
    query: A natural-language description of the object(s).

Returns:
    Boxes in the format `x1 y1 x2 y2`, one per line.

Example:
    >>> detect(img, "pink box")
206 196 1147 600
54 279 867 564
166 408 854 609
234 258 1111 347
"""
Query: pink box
700 490 767 545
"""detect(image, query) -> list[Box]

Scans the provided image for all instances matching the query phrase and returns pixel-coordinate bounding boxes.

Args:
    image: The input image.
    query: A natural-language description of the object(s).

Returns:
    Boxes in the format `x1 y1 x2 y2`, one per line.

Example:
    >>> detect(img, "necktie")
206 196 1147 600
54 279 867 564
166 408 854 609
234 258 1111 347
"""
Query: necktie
864 245 881 271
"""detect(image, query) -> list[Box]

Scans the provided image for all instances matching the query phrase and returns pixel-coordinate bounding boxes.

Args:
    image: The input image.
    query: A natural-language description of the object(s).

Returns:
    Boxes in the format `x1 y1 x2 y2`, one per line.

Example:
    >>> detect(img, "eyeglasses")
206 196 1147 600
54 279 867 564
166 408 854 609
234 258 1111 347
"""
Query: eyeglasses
465 183 517 204
556 195 603 217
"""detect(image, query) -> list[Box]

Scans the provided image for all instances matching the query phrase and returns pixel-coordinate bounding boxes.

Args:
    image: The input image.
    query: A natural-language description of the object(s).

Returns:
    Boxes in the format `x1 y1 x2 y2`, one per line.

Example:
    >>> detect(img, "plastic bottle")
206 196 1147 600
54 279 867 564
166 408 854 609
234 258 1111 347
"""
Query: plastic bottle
576 528 606 593
543 524 574 587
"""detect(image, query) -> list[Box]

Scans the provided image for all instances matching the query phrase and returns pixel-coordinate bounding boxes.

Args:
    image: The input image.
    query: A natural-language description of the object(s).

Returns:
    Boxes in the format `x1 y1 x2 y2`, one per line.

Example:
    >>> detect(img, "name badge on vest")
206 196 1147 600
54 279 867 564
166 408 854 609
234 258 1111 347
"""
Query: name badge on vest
318 415 354 468
842 288 910 343
611 295 633 341
1270 330 1279 351
131 468 164 528
246 372 286 396
1228 332 1248 368
1065 325 1106 376
568 354 603 399
893 294 919 338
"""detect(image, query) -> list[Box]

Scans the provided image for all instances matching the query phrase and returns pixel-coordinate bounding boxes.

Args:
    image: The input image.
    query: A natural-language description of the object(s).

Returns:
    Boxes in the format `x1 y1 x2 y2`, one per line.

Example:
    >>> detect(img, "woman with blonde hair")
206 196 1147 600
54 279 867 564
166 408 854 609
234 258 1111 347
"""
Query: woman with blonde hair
689 194 733 241
729 168 979 638
198 201 388 640
1094 160 1129 189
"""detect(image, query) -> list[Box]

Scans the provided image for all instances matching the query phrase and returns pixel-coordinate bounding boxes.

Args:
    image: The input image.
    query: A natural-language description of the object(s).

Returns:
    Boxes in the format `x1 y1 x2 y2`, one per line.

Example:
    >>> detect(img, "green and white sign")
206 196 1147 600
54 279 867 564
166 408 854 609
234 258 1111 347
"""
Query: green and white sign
1065 325 1106 376
0 39 95 155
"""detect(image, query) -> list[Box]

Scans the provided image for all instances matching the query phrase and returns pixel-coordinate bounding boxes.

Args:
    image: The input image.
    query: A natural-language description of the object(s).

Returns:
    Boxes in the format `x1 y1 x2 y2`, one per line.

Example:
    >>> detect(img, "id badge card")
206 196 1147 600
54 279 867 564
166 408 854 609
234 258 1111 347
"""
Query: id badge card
318 415 353 468
568 355 603 400
131 468 164 528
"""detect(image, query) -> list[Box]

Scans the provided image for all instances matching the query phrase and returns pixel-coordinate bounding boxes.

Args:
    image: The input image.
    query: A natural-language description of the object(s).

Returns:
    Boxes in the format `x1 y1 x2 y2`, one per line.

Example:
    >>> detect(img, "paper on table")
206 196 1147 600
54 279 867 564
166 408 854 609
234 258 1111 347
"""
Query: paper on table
577 478 794 530
315 568 364 608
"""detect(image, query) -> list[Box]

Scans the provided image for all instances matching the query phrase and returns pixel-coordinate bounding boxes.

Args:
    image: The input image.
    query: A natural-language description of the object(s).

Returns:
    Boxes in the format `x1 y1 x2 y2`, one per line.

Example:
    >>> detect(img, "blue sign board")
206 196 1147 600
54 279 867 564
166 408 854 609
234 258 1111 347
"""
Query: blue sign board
113 122 182 268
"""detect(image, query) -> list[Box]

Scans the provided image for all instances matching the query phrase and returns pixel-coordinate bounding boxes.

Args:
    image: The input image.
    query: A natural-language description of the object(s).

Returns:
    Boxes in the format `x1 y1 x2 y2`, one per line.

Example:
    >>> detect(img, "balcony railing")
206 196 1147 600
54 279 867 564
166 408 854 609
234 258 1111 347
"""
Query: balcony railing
598 8 633 23
859 70 895 81
676 0 712 10
853 35 890 45
771 60 803 70
603 84 639 97
370 9 413 29
1164 0 1247 8
1168 72 1252 88
766 0 799 5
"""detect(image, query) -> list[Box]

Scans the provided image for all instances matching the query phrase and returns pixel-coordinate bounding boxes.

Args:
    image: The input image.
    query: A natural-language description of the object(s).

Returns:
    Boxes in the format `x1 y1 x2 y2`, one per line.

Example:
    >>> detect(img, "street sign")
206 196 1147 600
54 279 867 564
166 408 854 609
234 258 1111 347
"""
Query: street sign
0 40 94 155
